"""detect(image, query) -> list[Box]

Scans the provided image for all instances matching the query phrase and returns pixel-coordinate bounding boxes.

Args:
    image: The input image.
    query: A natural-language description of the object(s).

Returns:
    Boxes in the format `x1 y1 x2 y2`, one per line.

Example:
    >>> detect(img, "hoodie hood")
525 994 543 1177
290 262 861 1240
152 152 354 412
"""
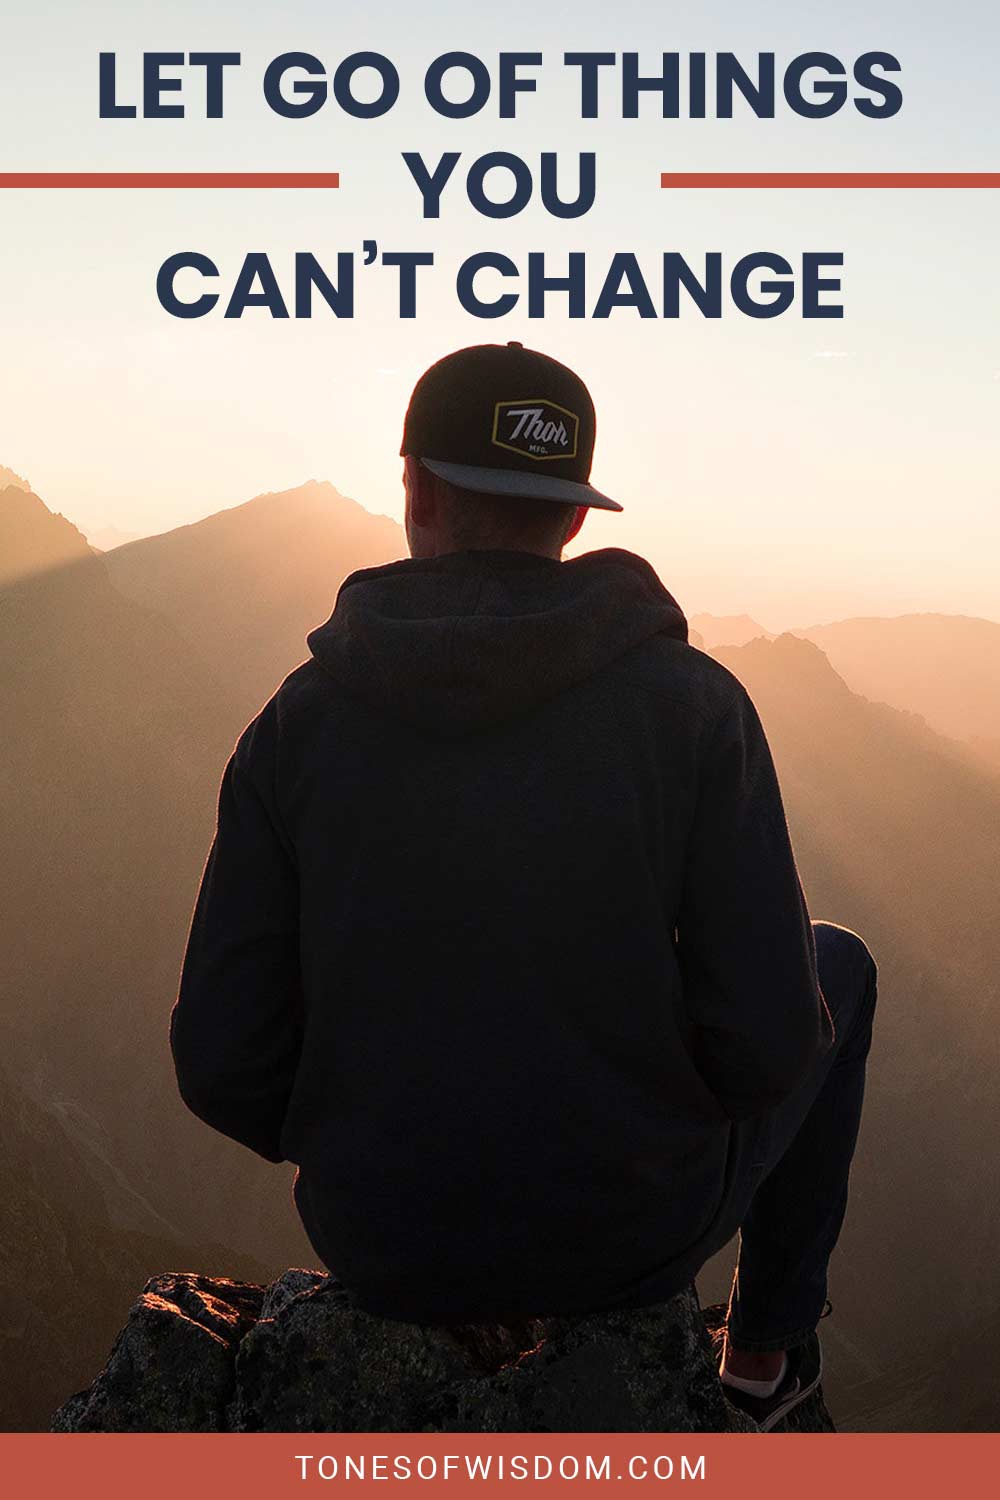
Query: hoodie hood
307 547 688 734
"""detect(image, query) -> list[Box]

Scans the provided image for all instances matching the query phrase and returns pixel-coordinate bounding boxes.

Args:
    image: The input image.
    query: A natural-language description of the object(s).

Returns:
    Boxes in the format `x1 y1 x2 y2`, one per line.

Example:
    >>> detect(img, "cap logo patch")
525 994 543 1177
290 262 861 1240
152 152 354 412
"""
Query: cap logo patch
492 399 579 462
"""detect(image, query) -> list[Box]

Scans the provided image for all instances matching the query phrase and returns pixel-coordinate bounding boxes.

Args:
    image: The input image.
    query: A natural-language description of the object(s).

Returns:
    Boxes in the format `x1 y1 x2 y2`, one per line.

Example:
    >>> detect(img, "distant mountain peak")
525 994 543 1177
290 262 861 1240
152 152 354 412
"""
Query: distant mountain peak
258 478 395 524
713 631 857 704
251 478 351 509
793 613 1000 746
176 479 395 536
690 613 775 649
0 463 31 493
77 521 142 554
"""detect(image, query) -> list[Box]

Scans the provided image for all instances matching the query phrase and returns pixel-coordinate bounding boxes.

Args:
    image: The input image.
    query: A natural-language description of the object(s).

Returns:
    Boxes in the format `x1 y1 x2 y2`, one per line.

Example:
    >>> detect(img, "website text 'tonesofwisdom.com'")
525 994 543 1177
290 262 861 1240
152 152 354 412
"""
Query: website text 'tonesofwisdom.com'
295 1453 707 1482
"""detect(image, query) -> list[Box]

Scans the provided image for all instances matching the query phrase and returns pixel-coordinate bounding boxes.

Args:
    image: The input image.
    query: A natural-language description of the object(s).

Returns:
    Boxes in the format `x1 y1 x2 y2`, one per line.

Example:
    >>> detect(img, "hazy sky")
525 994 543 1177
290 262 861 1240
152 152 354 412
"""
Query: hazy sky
1 0 998 627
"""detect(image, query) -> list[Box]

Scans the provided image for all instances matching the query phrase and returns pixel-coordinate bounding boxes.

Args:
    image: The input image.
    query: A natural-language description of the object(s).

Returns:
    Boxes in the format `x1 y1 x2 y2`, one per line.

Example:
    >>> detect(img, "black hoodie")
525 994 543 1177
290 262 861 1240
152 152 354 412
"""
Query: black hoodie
172 547 831 1322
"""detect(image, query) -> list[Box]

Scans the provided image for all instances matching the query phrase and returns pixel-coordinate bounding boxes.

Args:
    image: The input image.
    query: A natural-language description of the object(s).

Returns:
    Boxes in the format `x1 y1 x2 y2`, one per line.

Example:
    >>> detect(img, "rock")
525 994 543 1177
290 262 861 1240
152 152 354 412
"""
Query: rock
431 1297 753 1435
231 1276 474 1432
53 1271 835 1433
257 1267 327 1322
51 1274 263 1432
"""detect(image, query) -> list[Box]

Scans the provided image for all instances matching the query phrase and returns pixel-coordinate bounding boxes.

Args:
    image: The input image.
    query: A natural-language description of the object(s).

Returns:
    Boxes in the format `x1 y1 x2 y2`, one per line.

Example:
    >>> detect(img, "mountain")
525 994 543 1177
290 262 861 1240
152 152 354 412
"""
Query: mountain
0 539 283 1314
80 521 143 553
0 482 93 588
794 615 1000 768
0 463 31 491
694 633 1000 1430
689 613 774 649
104 481 402 725
3 484 998 1430
1 483 402 1184
0 483 404 1427
0 1061 273 1432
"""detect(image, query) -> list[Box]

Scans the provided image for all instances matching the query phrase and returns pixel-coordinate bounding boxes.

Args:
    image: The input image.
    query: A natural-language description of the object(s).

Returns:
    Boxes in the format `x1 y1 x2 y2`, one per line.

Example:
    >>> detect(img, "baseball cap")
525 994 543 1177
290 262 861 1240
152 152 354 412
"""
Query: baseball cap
400 342 623 512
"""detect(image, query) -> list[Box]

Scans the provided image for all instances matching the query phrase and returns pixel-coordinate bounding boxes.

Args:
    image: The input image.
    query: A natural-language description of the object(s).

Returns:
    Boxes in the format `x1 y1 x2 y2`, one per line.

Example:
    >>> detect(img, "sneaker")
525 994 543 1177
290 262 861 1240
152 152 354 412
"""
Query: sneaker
721 1331 823 1431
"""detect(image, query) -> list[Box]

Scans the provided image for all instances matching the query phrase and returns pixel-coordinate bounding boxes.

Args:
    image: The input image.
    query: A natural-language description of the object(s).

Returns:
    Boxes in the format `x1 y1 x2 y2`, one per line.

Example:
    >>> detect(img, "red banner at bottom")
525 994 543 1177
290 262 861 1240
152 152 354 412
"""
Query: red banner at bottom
1 1433 997 1499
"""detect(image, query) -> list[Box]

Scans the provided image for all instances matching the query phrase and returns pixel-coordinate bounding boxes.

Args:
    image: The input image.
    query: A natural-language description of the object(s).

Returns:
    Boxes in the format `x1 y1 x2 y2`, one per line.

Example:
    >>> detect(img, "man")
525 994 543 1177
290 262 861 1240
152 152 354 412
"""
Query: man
172 341 877 1430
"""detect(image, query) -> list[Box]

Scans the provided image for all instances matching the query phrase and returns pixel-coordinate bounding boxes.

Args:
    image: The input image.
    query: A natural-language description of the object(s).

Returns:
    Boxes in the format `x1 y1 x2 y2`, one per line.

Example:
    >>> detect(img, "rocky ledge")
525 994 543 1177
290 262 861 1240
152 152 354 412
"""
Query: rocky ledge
52 1270 834 1433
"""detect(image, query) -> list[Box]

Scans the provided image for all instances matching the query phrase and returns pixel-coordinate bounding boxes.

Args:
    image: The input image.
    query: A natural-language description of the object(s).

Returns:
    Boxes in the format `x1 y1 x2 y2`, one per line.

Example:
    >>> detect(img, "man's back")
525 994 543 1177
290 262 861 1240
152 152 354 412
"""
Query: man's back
172 546 828 1323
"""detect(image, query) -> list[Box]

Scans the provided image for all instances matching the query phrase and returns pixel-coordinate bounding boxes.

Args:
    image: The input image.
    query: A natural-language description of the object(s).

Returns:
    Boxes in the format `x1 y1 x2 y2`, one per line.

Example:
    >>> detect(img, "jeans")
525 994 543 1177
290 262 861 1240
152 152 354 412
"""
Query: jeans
721 920 879 1353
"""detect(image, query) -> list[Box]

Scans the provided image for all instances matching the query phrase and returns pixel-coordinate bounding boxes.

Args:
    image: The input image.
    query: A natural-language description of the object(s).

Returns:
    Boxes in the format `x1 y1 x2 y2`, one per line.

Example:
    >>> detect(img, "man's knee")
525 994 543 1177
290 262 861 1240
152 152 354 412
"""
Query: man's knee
811 921 878 1030
812 919 876 972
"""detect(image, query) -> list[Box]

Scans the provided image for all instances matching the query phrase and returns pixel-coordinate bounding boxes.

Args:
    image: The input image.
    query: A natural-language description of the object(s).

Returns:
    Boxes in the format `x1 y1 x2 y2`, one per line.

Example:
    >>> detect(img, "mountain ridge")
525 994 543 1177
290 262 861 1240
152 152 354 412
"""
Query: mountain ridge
0 482 94 588
103 480 404 725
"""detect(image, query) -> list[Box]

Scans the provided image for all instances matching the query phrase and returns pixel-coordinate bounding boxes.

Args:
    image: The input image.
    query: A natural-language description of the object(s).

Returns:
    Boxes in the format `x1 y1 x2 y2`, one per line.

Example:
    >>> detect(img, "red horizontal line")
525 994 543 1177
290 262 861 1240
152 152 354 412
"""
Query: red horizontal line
661 172 1000 189
0 172 340 189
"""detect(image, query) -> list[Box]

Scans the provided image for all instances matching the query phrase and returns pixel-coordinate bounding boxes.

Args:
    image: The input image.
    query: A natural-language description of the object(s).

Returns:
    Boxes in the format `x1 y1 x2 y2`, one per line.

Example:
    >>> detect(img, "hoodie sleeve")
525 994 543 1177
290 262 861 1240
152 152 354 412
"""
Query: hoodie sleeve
170 704 302 1163
676 686 834 1120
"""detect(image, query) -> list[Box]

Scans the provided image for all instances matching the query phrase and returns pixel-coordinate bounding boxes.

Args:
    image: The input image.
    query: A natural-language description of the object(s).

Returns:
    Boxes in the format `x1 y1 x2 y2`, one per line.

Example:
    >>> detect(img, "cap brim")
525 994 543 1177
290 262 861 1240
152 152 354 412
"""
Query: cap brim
420 459 623 513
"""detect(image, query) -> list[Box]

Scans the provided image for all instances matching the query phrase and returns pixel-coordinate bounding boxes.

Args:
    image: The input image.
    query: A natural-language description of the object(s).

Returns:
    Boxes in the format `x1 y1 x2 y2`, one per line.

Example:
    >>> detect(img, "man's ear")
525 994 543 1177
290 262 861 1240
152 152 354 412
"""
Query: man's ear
564 505 587 545
404 456 437 529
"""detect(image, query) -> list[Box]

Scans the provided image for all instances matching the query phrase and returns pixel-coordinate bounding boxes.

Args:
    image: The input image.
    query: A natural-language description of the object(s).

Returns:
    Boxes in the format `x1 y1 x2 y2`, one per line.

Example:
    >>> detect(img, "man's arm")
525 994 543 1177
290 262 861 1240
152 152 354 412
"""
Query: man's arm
676 685 834 1121
170 705 302 1162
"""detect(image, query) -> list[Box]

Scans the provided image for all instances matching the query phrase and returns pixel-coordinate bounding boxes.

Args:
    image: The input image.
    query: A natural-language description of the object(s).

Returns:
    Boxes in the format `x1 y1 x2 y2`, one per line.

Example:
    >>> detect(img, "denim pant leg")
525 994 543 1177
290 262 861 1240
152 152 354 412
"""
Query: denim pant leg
725 920 878 1353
